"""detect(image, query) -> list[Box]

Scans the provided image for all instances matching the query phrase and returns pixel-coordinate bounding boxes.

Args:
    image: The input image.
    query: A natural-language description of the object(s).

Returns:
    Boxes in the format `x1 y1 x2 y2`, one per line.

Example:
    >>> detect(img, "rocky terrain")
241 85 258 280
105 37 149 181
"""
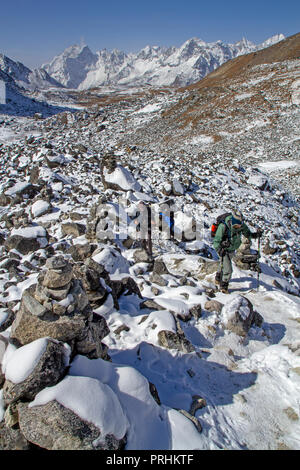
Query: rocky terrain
0 33 299 450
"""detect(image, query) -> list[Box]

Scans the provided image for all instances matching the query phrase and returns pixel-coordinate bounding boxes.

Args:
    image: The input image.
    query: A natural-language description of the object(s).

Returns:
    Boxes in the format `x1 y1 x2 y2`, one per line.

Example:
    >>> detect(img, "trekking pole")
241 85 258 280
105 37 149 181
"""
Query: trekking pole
220 251 224 287
256 234 261 291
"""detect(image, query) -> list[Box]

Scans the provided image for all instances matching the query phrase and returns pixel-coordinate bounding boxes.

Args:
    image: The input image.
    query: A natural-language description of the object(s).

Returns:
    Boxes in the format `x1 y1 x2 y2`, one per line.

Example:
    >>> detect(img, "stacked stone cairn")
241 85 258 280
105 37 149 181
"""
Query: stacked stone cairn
0 255 126 450
234 236 260 271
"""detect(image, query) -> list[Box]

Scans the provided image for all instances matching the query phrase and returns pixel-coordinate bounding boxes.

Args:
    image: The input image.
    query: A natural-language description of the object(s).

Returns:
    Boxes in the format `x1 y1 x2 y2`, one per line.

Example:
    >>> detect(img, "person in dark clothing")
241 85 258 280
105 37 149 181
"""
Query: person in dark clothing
159 200 175 241
213 210 262 293
135 201 153 258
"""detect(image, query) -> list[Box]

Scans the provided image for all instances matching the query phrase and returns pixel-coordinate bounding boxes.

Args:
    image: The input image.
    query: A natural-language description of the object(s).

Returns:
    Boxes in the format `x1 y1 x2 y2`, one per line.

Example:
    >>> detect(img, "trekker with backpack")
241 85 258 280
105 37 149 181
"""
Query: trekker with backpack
159 199 175 241
212 210 262 293
134 201 154 259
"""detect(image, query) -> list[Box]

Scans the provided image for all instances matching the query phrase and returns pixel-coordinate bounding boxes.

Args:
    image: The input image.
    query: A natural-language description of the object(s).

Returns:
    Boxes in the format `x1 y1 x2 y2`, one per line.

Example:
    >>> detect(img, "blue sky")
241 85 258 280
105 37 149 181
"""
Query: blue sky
0 0 299 69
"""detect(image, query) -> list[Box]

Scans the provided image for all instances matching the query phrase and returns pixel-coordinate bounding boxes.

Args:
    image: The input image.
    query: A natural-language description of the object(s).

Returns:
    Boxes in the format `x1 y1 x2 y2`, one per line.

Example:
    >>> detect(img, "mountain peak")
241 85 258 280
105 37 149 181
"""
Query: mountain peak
39 32 290 89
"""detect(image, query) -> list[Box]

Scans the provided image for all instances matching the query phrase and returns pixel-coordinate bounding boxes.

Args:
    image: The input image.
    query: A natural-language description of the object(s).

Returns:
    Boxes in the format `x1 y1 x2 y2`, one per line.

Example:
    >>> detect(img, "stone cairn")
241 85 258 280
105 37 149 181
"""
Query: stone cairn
0 255 122 451
234 236 259 271
10 255 110 359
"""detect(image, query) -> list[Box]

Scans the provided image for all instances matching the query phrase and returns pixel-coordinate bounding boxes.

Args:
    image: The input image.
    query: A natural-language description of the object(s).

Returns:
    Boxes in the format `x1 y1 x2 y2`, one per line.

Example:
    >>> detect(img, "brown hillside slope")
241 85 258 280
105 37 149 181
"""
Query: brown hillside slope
135 33 300 195
185 32 300 91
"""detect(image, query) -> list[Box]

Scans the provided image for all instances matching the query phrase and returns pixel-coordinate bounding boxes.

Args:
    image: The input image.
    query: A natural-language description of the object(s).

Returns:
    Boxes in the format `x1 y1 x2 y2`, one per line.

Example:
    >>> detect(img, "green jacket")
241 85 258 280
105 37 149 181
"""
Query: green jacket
213 215 252 253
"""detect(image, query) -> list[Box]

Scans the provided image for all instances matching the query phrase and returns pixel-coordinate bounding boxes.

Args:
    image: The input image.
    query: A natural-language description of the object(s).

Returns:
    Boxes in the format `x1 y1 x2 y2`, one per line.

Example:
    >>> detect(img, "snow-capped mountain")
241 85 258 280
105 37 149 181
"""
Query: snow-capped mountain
0 53 63 91
42 34 285 89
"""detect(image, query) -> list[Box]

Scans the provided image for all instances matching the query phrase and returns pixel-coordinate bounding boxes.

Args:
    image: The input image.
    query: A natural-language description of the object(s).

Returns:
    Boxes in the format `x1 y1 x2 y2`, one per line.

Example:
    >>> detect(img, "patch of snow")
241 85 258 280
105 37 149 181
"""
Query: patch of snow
258 161 300 171
11 226 47 239
135 103 162 114
189 135 214 146
29 375 128 442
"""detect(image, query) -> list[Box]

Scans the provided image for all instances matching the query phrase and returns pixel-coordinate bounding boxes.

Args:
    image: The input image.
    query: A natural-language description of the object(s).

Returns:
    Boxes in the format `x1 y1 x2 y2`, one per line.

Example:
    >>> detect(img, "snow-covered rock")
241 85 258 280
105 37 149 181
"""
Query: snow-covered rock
18 375 127 450
2 338 70 404
220 295 263 336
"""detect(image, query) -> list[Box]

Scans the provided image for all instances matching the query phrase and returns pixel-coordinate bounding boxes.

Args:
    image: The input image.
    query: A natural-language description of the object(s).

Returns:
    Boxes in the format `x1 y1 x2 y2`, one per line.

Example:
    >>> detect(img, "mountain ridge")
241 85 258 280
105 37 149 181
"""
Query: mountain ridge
41 34 285 90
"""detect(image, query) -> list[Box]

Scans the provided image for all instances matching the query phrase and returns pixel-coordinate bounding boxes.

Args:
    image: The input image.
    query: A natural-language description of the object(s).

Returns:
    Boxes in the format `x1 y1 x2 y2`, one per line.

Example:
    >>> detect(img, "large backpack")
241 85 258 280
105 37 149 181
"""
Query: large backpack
211 212 231 239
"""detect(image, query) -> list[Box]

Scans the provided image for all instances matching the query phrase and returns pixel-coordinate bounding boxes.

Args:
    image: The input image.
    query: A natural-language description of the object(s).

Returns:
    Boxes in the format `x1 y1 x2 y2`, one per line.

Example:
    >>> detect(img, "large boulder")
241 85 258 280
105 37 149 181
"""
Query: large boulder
220 295 263 336
4 226 48 255
4 235 40 255
247 169 270 191
101 155 141 192
18 376 127 450
61 222 86 238
30 200 51 218
2 338 69 405
75 313 109 359
4 181 39 200
162 254 219 280
158 330 195 353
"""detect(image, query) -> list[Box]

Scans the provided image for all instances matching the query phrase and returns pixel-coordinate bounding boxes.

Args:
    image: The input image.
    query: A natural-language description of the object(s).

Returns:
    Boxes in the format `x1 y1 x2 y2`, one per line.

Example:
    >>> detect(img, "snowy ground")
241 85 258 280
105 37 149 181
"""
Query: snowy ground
0 60 300 449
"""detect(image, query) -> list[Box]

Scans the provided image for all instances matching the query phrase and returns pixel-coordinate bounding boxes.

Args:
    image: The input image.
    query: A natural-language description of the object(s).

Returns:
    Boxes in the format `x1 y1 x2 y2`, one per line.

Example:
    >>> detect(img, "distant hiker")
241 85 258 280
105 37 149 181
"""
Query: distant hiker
159 199 175 241
134 201 153 259
213 210 262 293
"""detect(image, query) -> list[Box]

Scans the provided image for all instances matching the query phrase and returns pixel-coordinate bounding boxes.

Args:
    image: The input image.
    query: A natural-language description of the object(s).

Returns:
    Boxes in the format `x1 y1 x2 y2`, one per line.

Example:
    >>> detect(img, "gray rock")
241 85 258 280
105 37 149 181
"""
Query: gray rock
5 235 40 255
149 272 168 287
0 309 14 332
140 299 164 310
172 179 185 196
29 166 40 184
189 304 202 319
62 222 86 238
4 403 19 428
133 248 151 263
42 262 73 289
109 276 142 299
0 423 30 450
189 396 207 416
158 330 195 353
153 259 169 275
45 255 68 270
0 336 8 386
36 283 71 302
0 193 12 207
113 324 130 335
204 300 224 314
177 409 202 433
0 335 7 363
67 243 92 262
18 398 126 450
69 279 90 312
3 338 69 405
221 295 263 336
75 313 109 359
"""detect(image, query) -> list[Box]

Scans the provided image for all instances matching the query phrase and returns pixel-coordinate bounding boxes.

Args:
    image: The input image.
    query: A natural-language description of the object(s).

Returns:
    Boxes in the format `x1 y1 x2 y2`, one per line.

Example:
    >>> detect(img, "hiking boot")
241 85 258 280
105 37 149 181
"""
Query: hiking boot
220 281 229 294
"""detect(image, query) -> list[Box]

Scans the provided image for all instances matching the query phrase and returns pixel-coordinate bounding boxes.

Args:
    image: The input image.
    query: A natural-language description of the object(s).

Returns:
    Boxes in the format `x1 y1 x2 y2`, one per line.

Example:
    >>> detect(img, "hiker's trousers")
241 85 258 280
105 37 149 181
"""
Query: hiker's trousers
219 252 235 282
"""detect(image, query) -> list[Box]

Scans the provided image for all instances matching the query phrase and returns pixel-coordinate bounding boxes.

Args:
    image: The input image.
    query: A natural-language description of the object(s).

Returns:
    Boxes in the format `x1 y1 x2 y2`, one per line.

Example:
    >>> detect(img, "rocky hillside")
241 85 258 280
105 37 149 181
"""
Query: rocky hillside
0 33 300 450
120 33 300 197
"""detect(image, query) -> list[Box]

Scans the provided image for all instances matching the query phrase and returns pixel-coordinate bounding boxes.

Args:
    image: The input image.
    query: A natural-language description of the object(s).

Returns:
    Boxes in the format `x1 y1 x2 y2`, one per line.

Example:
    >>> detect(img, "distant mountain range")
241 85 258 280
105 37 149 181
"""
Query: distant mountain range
0 34 285 92
41 34 285 89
